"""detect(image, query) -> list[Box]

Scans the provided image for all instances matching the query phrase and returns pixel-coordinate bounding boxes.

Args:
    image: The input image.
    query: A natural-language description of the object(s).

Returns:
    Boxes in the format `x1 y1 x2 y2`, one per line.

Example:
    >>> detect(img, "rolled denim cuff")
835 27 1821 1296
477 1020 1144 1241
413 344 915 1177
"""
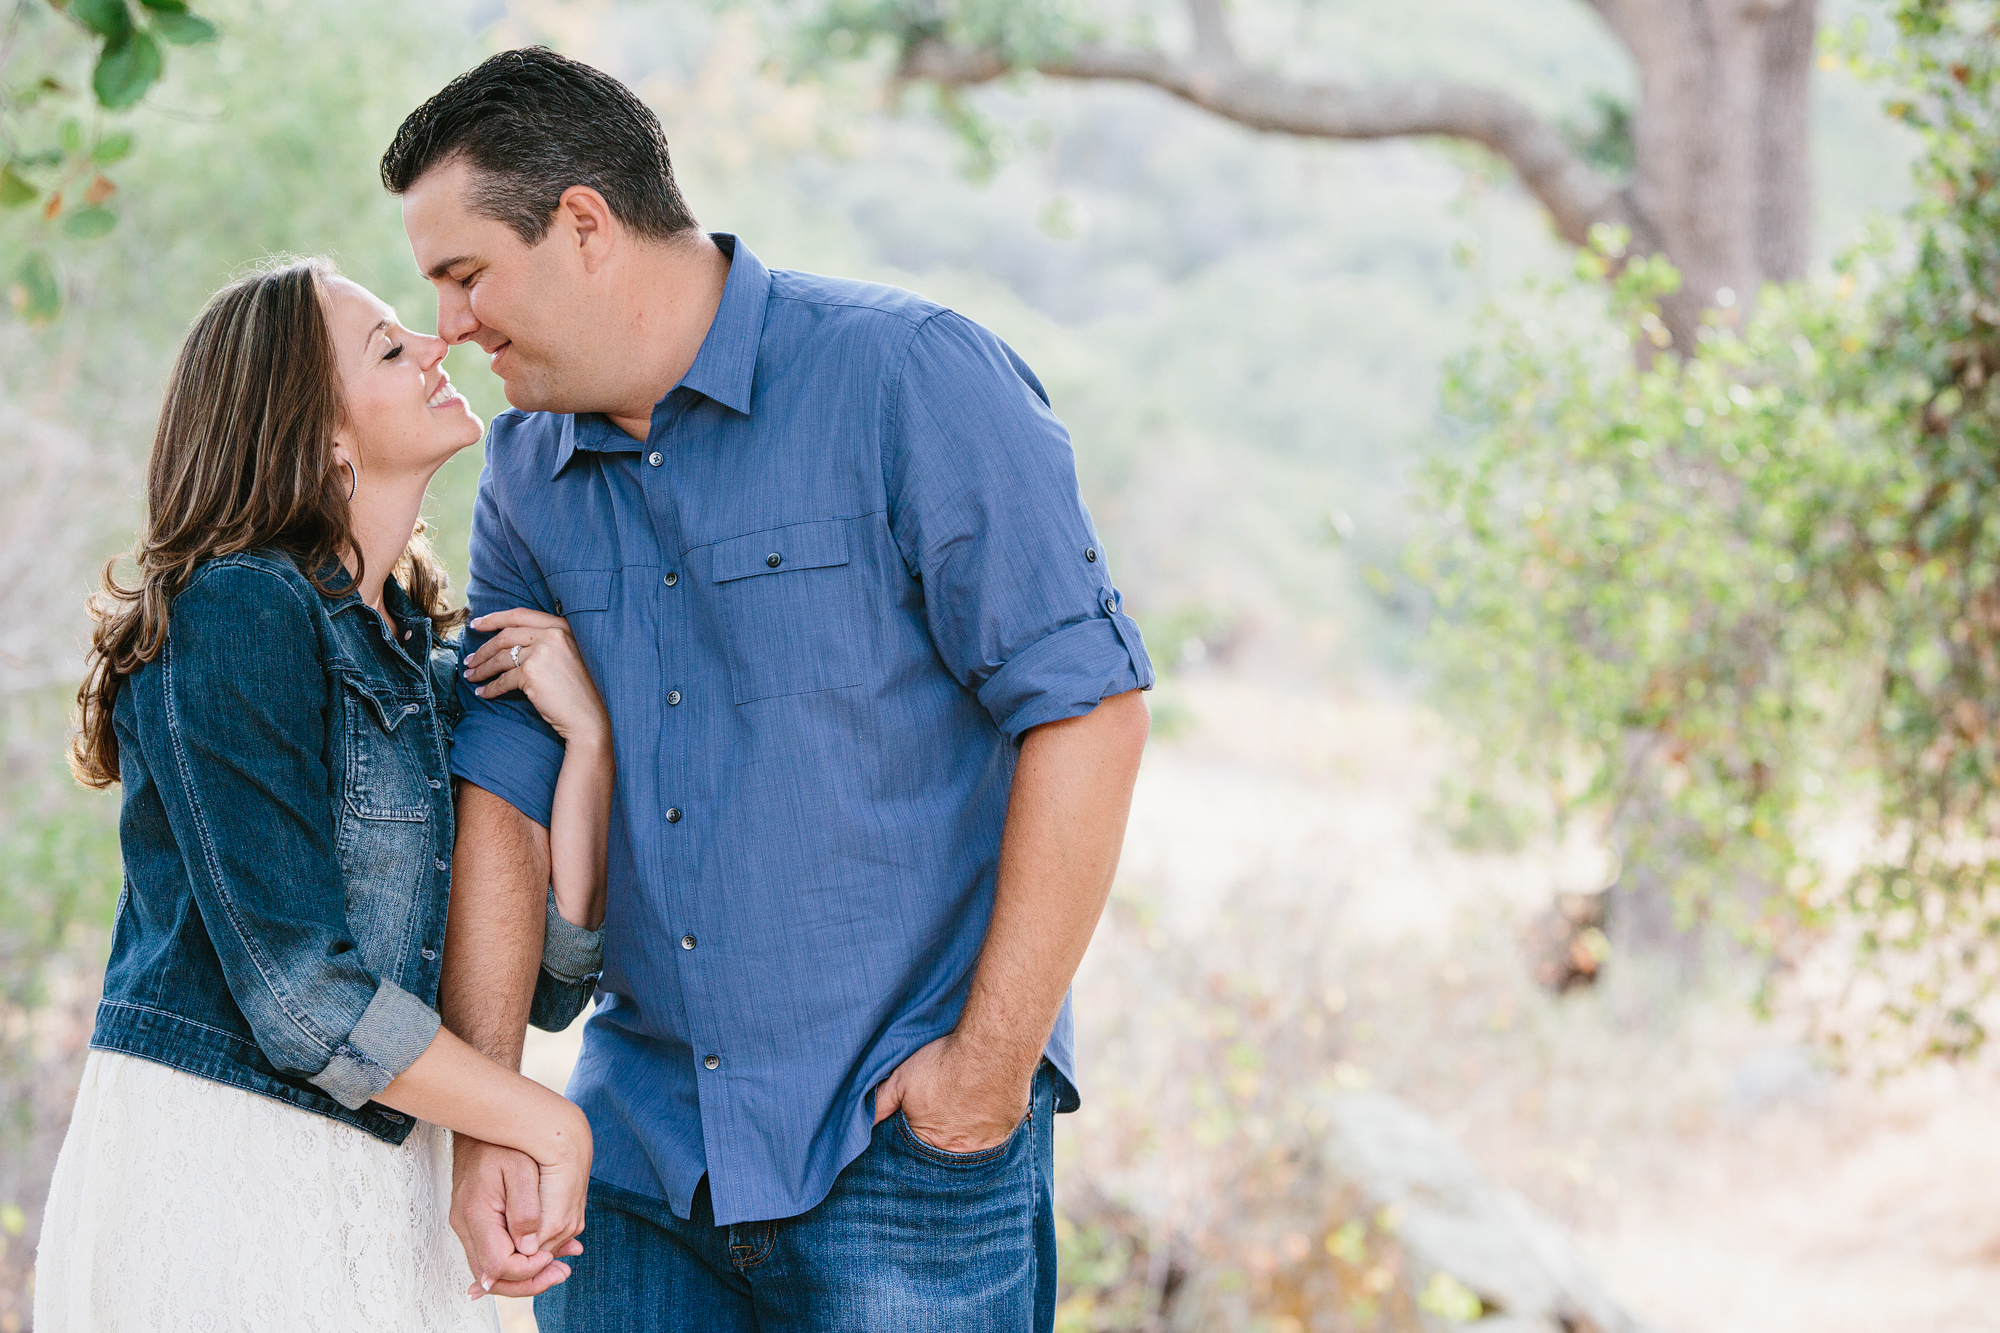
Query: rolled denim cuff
307 979 441 1110
543 888 605 985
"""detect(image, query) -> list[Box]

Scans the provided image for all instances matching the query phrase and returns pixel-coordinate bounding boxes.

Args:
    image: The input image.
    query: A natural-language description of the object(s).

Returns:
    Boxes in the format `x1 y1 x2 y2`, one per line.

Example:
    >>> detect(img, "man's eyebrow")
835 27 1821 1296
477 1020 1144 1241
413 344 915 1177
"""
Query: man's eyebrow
424 254 477 281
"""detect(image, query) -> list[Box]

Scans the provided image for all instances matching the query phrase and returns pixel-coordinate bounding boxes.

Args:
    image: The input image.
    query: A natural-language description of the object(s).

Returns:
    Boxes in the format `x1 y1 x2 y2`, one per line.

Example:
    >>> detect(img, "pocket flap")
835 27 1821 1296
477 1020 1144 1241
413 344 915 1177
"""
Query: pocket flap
543 568 614 615
335 669 426 733
711 520 851 584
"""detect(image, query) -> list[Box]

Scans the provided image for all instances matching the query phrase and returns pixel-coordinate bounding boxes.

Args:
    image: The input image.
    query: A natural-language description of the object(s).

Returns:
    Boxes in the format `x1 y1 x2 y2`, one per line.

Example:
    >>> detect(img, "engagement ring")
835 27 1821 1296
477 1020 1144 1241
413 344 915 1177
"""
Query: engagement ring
510 645 521 668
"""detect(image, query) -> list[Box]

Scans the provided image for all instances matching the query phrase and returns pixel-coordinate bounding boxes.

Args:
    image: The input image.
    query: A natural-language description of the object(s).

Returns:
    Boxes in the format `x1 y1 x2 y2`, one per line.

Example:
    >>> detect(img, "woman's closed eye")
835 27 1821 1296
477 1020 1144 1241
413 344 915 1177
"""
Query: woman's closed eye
381 342 404 363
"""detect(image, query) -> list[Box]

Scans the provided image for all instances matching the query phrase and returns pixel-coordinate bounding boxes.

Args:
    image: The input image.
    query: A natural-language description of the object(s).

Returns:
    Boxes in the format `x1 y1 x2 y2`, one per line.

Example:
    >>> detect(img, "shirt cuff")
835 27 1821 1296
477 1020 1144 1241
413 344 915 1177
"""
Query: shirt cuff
307 979 441 1110
977 613 1156 743
449 686 566 828
543 887 606 985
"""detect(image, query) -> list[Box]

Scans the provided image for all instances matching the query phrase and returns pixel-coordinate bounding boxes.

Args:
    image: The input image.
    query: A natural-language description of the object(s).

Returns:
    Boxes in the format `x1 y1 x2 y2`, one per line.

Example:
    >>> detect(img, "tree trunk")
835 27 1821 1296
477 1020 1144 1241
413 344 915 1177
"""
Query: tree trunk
1616 0 1818 345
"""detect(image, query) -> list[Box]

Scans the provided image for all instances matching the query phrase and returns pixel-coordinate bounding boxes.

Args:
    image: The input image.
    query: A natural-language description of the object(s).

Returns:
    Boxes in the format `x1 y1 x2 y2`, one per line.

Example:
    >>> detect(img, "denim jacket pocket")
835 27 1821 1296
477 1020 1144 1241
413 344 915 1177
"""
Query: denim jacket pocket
336 671 432 822
333 669 439 979
709 520 863 704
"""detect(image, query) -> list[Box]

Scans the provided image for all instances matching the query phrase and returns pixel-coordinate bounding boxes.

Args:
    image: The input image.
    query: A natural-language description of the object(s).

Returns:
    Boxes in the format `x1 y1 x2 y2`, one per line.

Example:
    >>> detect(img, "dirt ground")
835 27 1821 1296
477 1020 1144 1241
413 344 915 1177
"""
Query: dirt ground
495 668 2000 1333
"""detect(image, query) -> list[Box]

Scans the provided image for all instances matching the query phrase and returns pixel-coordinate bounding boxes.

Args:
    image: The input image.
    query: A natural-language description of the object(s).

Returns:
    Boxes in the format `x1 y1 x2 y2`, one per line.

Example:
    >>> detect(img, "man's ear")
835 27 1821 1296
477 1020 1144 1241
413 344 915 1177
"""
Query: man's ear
558 186 617 274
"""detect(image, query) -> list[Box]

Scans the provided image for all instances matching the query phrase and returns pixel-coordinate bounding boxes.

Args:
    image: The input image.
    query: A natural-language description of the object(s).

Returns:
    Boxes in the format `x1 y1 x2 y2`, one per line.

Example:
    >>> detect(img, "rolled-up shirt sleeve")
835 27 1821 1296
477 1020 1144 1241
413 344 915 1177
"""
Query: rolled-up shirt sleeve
449 436 565 828
141 564 439 1109
885 310 1153 741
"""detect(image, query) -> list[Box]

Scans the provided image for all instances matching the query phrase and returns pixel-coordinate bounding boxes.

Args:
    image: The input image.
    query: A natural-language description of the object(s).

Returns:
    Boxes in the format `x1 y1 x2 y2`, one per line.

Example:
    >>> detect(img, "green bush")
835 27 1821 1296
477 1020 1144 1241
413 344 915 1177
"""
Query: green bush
1415 0 2000 1055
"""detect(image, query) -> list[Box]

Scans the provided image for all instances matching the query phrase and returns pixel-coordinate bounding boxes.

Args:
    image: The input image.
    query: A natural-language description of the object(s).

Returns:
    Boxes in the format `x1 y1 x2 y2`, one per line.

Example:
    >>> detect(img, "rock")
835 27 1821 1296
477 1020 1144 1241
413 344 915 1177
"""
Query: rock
1312 1092 1657 1333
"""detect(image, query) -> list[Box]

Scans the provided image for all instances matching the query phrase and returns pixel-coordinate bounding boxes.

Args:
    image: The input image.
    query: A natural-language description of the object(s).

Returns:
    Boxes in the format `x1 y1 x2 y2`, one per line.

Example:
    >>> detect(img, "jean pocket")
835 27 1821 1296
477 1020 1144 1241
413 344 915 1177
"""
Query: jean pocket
893 1107 1030 1169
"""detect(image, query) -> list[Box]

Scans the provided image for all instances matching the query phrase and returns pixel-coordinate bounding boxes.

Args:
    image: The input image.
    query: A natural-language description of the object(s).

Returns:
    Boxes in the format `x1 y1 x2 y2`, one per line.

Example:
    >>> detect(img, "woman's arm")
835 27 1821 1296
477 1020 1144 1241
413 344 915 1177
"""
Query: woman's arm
374 1024 592 1277
462 608 614 934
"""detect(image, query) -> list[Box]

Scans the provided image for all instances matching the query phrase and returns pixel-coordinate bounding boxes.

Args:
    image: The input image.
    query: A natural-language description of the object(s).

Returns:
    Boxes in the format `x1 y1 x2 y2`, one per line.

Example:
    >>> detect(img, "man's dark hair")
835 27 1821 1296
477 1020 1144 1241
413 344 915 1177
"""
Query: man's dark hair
380 47 698 245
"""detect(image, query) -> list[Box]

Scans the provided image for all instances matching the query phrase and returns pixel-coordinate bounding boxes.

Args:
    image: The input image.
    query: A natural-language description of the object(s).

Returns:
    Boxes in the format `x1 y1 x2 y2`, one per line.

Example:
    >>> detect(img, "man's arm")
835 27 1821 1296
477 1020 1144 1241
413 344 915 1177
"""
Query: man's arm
443 781 573 1297
874 688 1149 1148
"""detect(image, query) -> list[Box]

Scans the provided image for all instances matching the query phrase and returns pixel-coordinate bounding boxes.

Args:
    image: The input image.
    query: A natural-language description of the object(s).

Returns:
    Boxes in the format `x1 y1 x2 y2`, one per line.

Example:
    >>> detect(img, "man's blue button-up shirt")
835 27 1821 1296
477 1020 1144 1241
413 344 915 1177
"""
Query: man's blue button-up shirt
449 236 1153 1226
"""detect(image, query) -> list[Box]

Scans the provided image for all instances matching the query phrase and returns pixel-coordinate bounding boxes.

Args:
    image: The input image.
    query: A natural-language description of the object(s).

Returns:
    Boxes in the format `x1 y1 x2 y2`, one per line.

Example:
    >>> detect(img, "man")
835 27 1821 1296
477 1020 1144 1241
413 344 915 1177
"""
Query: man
382 47 1152 1330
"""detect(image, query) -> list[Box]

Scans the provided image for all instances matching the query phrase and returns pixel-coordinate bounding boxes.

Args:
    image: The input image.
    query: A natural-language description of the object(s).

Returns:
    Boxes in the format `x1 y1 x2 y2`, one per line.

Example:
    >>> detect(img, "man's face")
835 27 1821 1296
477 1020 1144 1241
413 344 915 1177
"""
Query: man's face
400 159 591 413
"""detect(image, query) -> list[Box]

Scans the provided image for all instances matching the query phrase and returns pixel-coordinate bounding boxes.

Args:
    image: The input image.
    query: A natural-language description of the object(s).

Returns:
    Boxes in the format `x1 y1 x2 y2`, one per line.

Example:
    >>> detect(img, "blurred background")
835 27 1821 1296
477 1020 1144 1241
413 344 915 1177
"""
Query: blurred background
3 0 1998 1329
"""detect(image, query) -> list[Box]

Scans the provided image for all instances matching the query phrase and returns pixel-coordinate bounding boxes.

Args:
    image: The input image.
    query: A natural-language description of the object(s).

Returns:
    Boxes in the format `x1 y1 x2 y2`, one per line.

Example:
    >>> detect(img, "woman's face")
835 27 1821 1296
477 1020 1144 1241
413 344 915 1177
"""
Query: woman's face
322 276 482 489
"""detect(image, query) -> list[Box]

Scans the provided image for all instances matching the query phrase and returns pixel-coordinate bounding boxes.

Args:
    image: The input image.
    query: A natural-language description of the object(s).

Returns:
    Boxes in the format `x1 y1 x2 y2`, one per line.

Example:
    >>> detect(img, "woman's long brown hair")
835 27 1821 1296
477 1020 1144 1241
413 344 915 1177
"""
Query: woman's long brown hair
71 257 466 788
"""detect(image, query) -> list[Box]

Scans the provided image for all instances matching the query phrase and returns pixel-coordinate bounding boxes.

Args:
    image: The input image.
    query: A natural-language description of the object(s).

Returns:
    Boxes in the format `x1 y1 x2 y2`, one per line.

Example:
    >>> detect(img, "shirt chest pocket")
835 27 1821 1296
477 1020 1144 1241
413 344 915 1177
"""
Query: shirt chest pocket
709 520 863 705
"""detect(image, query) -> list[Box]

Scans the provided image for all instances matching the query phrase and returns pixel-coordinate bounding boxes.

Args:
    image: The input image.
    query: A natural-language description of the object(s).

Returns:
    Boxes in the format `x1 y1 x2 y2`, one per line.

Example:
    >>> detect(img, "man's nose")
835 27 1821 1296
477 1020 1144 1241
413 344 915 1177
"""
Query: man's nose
435 287 480 345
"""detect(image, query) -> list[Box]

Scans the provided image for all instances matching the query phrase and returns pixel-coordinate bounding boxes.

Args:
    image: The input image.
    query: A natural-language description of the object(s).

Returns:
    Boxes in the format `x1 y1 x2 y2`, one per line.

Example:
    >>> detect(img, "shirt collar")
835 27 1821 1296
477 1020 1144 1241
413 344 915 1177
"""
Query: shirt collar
550 233 770 480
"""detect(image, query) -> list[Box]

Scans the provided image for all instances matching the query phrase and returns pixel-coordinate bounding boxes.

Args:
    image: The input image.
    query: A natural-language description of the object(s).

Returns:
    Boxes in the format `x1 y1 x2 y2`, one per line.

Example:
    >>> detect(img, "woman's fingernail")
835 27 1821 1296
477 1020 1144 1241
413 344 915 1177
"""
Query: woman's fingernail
467 1282 483 1299
481 1277 494 1293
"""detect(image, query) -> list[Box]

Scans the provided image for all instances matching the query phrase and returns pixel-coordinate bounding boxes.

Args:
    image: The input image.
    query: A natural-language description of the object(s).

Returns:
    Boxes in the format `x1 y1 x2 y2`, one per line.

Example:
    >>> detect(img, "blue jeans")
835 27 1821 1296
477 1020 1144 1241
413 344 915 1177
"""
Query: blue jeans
535 1062 1060 1332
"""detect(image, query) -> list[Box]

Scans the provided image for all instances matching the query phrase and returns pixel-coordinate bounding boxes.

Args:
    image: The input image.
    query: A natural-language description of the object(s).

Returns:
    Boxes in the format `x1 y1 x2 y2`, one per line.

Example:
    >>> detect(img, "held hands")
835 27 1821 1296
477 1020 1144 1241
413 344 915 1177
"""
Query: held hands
464 609 610 748
872 1032 1032 1154
451 1133 590 1300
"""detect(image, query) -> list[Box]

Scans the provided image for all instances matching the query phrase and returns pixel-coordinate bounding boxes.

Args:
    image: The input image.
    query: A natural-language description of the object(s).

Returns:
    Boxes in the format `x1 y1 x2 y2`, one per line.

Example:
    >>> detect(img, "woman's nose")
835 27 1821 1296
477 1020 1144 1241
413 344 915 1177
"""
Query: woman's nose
418 333 449 369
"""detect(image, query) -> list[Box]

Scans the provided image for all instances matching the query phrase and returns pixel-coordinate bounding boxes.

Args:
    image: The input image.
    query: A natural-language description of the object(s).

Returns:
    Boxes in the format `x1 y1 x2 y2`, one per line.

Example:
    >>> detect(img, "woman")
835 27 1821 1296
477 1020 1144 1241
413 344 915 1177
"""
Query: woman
35 258 609 1330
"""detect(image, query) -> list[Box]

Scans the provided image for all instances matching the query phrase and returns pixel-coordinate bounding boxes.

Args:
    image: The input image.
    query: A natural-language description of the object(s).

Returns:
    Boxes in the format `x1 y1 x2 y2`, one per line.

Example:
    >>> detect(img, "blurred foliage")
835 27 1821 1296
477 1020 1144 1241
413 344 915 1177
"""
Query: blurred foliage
0 0 217 320
1415 0 2000 1057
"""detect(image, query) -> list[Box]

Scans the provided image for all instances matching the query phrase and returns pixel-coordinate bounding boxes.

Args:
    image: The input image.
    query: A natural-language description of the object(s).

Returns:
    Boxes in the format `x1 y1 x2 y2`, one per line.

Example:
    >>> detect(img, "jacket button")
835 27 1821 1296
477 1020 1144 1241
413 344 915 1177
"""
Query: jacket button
421 947 437 961
428 778 442 789
766 553 782 568
666 807 683 824
434 857 447 871
664 571 679 587
681 934 696 950
667 690 682 706
704 1055 720 1070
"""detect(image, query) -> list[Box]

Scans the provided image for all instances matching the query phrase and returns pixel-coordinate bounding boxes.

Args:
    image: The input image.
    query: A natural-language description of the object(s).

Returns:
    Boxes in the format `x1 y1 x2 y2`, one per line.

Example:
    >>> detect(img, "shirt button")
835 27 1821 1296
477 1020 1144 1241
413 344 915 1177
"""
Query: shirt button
434 857 447 871
766 553 782 568
704 1055 720 1070
1104 596 1117 615
681 934 697 950
663 570 679 587
553 598 563 614
667 689 682 706
1085 547 1098 562
666 807 683 824
648 451 663 466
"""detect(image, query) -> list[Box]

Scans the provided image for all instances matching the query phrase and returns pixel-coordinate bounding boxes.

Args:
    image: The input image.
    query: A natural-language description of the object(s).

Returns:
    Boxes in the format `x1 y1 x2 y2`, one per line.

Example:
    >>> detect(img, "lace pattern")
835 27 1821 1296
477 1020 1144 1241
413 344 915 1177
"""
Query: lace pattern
36 1050 501 1333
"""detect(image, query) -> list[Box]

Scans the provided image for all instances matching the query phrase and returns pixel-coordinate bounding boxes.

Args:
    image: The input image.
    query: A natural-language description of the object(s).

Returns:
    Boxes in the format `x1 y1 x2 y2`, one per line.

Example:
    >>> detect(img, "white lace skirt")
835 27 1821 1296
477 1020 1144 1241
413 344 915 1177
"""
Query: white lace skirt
35 1049 501 1333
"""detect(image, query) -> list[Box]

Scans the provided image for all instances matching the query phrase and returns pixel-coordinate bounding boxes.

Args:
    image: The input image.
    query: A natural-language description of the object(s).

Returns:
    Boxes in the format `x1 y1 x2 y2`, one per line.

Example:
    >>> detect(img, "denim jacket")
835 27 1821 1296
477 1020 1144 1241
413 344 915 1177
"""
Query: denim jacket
91 550 601 1144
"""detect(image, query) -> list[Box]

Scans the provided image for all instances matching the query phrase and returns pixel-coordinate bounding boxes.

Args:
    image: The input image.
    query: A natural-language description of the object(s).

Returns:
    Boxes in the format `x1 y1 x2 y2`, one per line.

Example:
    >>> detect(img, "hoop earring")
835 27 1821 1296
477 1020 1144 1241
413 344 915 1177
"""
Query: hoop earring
340 460 356 503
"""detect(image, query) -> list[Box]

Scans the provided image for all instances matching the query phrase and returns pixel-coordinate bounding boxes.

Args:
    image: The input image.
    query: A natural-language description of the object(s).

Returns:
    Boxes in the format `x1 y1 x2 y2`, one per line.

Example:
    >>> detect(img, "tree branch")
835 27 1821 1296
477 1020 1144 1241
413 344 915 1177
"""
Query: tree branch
897 35 1632 247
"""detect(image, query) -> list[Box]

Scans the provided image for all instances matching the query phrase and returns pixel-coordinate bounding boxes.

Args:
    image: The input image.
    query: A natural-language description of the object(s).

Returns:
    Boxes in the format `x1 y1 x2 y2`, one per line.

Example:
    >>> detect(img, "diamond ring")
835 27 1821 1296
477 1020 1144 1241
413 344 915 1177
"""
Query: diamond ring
510 645 522 668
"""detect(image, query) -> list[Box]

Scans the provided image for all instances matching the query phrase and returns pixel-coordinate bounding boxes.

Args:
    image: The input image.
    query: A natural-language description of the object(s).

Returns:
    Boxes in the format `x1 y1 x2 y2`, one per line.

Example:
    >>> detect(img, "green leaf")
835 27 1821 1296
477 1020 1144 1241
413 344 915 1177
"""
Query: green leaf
92 132 133 165
59 119 84 156
137 0 189 11
62 206 117 240
68 0 133 41
0 1203 22 1237
10 252 61 322
151 11 216 44
93 30 163 109
0 167 38 209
